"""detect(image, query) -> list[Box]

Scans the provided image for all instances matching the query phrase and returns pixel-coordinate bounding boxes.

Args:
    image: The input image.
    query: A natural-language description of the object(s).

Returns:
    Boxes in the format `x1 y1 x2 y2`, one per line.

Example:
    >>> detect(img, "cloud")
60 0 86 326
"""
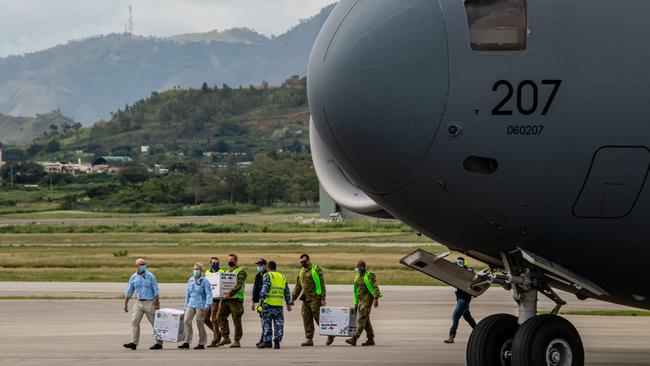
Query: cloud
0 0 336 57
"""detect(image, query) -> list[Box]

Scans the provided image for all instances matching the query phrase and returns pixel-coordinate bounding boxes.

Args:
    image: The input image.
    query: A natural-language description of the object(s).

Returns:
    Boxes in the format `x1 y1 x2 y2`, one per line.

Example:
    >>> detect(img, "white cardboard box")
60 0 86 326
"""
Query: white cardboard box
153 309 185 343
206 272 238 299
319 307 357 337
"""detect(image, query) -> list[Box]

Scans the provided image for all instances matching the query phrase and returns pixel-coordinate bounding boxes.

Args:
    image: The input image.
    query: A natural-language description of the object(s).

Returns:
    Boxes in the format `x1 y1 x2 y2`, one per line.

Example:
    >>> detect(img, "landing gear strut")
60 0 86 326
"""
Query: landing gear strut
466 254 584 366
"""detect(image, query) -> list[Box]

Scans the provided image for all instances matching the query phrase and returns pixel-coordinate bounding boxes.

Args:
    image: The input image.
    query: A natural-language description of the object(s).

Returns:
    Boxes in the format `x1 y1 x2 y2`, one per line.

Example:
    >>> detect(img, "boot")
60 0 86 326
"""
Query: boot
444 336 455 344
177 343 190 349
257 341 271 349
301 338 314 347
214 337 231 347
229 340 241 348
361 338 375 346
274 341 280 349
345 337 357 347
326 336 335 346
207 338 221 348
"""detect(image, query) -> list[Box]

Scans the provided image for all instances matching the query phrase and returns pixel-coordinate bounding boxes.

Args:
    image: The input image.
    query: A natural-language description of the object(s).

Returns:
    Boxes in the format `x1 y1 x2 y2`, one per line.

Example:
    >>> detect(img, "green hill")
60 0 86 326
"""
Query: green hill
26 76 310 165
0 111 78 145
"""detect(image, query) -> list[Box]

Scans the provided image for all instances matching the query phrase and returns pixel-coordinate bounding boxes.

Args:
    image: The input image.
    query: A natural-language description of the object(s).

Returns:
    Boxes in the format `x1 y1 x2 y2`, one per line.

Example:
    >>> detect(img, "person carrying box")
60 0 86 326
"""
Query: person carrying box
257 261 293 349
291 253 335 346
205 256 225 347
214 253 247 348
345 260 381 347
178 263 213 350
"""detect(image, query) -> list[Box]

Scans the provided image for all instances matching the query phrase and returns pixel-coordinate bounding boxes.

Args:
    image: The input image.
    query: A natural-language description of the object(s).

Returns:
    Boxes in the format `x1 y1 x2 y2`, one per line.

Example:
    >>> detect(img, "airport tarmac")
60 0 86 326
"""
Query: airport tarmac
0 283 648 366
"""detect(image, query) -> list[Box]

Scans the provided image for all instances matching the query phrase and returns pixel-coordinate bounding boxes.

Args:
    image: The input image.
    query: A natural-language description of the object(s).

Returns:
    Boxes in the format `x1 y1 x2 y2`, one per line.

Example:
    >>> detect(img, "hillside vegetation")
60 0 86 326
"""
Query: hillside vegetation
0 111 78 145
167 27 267 45
0 5 334 123
0 78 318 215
27 76 310 163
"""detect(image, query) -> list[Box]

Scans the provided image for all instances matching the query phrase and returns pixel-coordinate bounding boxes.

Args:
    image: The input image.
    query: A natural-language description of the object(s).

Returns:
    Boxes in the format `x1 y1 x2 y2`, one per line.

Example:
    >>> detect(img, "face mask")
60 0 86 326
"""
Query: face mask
211 263 220 271
193 269 201 277
256 266 264 273
138 265 146 273
228 261 236 268
301 261 309 268
354 268 360 274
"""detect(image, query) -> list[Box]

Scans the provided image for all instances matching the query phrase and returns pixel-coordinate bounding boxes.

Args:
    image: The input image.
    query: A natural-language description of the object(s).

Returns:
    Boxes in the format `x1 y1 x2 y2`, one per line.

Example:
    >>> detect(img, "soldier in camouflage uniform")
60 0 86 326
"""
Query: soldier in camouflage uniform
257 261 293 349
214 253 247 348
291 253 335 346
345 260 381 347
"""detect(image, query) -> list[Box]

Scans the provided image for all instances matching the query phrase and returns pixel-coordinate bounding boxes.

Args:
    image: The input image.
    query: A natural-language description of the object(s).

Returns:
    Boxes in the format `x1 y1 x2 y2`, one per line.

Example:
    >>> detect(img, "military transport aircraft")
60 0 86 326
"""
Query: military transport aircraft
308 1 650 365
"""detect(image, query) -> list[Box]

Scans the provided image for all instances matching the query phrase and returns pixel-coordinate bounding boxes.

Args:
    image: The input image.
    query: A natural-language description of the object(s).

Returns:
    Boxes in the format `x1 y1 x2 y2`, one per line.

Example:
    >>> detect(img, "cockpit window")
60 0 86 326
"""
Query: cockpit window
465 0 527 51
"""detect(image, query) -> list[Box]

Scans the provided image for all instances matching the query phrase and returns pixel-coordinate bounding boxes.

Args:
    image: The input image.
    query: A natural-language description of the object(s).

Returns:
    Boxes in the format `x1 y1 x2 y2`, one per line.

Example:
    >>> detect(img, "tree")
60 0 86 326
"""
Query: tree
45 139 61 153
0 163 45 184
201 82 211 94
119 164 150 184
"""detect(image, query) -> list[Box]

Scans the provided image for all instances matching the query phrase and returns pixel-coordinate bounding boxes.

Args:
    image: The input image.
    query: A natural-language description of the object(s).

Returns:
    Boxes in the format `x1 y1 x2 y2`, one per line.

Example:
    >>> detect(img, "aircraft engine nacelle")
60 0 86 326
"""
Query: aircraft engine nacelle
310 118 392 219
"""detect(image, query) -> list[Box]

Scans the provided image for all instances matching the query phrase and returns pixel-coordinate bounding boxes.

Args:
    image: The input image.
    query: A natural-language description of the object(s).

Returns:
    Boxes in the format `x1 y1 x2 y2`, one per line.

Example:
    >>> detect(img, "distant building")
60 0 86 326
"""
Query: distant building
141 145 150 153
38 160 92 175
92 156 133 173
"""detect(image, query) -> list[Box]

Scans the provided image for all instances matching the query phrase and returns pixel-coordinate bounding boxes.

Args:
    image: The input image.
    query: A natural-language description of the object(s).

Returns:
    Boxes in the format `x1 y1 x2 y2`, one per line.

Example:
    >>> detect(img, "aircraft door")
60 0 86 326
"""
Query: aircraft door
573 147 650 218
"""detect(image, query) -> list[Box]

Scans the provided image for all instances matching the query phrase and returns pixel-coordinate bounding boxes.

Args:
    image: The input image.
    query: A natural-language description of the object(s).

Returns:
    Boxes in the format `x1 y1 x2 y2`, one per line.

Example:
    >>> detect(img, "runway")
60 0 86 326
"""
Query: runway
0 283 648 365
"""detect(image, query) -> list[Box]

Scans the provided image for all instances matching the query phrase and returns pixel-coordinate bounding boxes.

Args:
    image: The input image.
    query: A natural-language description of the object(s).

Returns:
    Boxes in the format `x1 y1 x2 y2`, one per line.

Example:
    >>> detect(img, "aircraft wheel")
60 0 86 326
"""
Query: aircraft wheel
467 313 519 366
511 315 584 366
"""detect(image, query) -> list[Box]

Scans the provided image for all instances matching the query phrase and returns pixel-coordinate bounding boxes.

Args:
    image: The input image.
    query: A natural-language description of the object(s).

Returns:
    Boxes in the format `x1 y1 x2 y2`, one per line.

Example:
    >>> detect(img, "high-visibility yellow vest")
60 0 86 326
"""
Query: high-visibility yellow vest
205 268 225 276
297 264 322 296
353 271 382 305
230 267 246 301
263 271 287 307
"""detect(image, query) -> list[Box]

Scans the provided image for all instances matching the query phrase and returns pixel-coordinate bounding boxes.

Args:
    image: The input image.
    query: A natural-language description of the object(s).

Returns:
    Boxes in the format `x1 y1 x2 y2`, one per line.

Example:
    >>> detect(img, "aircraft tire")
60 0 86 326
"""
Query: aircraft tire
511 314 584 366
466 313 519 366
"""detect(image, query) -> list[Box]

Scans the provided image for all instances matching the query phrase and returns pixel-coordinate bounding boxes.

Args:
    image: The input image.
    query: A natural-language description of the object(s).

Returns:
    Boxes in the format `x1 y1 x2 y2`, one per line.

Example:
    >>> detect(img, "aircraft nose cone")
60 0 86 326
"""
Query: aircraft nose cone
308 0 449 194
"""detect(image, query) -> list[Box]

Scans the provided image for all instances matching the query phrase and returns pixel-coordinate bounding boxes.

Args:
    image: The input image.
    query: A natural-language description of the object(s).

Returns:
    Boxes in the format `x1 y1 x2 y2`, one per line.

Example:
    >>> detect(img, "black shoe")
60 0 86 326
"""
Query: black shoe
178 343 190 349
193 345 205 350
274 342 280 349
257 342 272 349
123 343 137 350
149 344 163 350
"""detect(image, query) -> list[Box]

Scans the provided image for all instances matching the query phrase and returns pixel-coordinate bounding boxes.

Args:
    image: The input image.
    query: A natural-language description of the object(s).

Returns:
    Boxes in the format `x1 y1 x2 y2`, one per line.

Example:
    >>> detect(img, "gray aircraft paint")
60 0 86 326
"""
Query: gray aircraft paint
309 0 650 310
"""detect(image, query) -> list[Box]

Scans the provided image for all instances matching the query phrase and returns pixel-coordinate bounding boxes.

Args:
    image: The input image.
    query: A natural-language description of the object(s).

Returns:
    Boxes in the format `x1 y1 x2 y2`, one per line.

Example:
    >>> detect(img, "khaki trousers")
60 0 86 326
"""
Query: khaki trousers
184 307 208 345
131 300 162 345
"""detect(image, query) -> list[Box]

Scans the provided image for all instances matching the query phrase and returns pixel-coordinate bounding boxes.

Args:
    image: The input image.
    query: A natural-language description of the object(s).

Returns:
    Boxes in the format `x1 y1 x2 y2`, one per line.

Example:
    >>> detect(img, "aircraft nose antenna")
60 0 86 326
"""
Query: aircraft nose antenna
308 0 449 194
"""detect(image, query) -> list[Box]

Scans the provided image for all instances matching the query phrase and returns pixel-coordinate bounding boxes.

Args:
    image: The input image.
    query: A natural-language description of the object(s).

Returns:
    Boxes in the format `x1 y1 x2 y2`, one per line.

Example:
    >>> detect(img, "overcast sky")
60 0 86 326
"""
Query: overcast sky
0 0 336 58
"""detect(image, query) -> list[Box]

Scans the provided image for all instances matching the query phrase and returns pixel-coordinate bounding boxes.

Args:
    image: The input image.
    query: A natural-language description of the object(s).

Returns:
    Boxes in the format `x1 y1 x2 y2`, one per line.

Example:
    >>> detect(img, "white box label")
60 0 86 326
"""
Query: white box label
206 272 238 299
153 309 185 343
319 307 358 337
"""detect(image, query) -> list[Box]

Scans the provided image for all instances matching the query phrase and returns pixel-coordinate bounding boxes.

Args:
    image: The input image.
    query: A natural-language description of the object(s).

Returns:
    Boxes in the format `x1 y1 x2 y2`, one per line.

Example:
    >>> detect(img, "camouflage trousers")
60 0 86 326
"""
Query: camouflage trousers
204 300 221 343
261 304 285 343
353 301 374 340
217 299 244 341
301 298 322 339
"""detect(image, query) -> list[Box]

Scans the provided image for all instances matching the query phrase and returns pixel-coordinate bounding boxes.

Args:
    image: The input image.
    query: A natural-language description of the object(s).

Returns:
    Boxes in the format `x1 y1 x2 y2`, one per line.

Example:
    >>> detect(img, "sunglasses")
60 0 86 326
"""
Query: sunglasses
299 260 308 265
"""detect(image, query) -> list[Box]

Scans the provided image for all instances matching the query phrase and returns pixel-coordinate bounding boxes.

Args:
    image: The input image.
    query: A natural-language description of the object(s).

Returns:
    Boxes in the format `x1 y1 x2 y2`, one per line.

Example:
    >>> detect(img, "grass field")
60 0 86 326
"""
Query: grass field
0 241 450 285
0 211 465 285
